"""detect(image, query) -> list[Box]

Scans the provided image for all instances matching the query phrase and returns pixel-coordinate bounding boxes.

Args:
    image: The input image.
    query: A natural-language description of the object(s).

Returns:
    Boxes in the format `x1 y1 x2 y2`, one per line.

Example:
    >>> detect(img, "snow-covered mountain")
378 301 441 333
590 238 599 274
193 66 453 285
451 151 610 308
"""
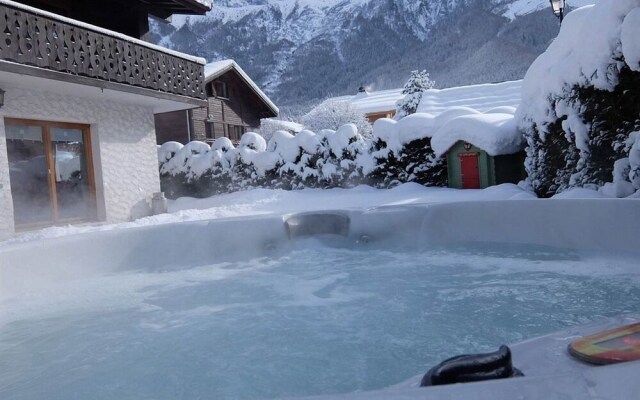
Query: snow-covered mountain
150 0 596 110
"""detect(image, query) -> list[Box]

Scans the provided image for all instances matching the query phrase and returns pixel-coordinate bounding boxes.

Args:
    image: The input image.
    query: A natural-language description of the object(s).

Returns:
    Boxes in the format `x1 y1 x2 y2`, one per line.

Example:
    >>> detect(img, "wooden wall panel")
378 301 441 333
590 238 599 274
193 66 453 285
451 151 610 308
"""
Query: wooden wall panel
154 111 190 144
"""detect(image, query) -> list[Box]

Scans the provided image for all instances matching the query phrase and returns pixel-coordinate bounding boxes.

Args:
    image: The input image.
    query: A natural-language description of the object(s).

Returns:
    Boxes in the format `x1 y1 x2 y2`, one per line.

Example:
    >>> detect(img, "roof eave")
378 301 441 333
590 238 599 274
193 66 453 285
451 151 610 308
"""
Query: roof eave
147 0 212 19
205 62 279 117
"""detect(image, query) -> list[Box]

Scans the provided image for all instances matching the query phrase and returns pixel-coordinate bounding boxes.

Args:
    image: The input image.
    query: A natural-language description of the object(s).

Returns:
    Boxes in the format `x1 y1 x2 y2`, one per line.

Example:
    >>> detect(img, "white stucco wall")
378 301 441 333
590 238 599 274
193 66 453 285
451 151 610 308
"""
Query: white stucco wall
0 87 161 239
0 117 14 240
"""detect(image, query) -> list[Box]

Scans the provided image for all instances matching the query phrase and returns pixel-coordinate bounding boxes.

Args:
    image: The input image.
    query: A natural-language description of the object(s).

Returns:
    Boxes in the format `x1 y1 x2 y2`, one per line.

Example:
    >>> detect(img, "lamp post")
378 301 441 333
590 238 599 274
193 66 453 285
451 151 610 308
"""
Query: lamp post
550 0 566 24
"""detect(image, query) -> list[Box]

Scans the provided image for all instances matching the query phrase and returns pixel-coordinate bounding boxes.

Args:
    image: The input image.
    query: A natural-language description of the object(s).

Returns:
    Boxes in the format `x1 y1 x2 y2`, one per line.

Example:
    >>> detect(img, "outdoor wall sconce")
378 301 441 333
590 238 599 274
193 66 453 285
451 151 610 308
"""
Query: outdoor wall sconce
550 0 566 24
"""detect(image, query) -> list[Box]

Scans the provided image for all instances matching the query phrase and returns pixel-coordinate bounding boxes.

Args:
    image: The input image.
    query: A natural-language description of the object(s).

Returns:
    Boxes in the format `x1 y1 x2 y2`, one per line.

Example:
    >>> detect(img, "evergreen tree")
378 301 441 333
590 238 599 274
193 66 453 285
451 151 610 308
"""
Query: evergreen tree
395 70 435 119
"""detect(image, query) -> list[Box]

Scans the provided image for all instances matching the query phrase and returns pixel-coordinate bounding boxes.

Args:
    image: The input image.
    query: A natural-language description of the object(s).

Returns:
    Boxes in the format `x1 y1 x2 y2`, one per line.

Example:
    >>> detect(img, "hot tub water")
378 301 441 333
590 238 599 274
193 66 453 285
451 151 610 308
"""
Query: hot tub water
0 242 639 400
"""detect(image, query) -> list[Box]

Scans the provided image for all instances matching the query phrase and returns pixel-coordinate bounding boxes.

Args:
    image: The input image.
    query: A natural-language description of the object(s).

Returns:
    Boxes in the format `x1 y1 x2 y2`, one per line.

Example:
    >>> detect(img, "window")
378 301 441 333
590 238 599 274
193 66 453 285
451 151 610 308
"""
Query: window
205 121 215 140
214 81 229 99
224 124 245 142
5 118 96 227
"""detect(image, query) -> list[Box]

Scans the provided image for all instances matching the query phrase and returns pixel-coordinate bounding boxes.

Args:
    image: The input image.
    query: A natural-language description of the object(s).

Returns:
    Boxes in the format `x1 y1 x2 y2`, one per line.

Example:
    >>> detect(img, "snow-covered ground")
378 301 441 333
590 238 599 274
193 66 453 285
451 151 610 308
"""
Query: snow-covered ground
4 182 637 246
1 184 533 245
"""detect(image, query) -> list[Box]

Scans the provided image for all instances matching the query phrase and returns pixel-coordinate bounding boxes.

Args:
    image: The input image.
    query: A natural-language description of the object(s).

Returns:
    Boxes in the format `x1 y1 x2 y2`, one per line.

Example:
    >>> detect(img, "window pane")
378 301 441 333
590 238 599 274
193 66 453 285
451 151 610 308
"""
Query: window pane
50 127 94 221
5 124 53 225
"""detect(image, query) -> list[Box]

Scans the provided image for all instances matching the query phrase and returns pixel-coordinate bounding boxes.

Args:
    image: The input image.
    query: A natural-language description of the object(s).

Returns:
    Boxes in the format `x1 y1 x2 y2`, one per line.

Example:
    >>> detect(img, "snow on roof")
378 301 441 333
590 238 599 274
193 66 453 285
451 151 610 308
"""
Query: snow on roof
372 108 524 157
204 59 279 116
324 88 404 115
193 0 213 8
0 0 206 64
430 113 524 157
319 79 525 156
417 80 523 115
323 79 523 117
261 119 303 132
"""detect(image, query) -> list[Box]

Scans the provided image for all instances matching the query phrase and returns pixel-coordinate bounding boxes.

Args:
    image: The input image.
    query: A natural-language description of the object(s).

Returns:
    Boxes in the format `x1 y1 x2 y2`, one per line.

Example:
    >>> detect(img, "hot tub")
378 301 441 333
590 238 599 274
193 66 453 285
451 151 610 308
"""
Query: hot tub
1 200 639 400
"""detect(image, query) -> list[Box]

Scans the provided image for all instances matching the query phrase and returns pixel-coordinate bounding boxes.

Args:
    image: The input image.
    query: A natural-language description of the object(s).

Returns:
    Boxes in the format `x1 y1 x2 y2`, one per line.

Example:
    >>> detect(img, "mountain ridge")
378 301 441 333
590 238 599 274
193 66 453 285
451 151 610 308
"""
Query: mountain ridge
150 0 595 111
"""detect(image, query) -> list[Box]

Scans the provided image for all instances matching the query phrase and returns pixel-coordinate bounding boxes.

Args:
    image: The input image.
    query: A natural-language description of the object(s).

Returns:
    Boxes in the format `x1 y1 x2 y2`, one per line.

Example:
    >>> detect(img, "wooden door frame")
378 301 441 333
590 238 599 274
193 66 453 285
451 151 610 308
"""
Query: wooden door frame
4 117 97 225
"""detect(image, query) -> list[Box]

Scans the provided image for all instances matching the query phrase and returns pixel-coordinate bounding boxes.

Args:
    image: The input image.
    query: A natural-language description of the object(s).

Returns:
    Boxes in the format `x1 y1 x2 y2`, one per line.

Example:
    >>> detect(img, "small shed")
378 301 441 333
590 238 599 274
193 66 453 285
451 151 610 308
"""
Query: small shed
446 141 525 189
430 110 526 189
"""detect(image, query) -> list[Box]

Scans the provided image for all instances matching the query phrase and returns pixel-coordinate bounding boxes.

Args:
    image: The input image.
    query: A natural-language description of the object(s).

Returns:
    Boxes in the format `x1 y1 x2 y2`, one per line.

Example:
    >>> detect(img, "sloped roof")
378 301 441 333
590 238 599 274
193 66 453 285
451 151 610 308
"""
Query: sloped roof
204 60 279 116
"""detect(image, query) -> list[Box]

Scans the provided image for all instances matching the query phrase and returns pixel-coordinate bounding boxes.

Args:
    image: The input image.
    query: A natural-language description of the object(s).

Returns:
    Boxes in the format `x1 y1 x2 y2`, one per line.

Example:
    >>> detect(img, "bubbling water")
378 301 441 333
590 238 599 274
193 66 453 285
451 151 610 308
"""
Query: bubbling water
1 242 639 400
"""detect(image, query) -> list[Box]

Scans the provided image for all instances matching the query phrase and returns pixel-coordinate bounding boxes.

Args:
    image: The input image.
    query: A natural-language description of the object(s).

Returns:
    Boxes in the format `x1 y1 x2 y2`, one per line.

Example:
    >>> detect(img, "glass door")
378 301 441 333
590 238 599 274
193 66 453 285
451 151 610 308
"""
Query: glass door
50 126 95 221
5 123 53 226
5 119 96 228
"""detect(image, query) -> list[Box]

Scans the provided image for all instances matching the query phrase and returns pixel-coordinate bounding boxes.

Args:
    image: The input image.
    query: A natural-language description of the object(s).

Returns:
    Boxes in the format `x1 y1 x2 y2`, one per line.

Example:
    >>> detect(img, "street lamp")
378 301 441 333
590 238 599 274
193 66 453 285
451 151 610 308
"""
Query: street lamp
550 0 566 24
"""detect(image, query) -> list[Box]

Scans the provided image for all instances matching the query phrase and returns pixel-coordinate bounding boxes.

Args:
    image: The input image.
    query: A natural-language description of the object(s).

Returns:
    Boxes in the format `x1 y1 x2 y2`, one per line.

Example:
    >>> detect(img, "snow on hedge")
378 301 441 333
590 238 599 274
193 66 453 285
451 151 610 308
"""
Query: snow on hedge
517 0 640 198
621 8 640 71
158 107 523 196
517 1 639 126
158 79 529 197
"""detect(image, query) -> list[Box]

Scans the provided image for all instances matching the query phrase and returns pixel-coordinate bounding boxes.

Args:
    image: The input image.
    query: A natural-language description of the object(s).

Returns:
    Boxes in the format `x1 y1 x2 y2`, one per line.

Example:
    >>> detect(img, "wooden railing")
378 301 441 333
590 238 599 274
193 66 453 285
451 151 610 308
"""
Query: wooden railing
0 2 206 101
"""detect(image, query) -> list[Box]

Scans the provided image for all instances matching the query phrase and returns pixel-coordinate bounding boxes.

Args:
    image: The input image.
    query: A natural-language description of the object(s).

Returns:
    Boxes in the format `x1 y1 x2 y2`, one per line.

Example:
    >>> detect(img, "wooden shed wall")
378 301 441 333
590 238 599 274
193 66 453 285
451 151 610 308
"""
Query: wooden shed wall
446 141 526 189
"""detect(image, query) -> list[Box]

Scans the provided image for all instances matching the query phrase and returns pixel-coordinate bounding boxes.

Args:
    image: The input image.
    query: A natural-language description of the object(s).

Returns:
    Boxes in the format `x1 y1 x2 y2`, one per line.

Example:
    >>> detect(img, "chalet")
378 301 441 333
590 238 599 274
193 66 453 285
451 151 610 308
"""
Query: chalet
0 0 212 239
155 59 278 144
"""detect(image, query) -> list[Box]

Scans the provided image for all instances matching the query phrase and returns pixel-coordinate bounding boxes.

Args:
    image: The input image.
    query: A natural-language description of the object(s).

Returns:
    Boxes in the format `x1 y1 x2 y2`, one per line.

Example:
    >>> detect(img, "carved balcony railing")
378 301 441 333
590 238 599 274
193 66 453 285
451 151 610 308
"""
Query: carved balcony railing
0 2 206 103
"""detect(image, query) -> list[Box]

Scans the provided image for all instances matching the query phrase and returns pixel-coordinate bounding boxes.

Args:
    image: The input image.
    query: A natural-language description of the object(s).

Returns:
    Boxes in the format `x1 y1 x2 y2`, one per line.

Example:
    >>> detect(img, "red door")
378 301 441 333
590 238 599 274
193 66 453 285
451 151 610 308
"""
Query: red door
459 153 480 189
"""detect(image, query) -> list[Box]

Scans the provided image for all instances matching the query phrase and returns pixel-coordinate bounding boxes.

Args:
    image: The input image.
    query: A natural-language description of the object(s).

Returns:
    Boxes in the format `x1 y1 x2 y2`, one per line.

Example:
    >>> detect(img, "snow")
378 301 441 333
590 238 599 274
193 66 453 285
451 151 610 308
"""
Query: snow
517 1 640 128
628 132 640 189
303 80 525 157
417 80 523 115
239 132 267 152
551 187 607 199
193 0 213 8
0 0 206 64
324 89 405 115
371 108 523 157
322 80 522 117
160 141 210 176
430 113 524 157
503 0 598 20
268 130 300 161
204 59 279 115
1 183 537 245
621 7 640 71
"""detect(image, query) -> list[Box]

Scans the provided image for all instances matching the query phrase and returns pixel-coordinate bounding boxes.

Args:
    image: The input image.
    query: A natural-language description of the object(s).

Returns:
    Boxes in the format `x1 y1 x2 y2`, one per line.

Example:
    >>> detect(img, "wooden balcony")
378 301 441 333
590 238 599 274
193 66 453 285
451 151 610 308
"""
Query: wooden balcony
0 2 206 105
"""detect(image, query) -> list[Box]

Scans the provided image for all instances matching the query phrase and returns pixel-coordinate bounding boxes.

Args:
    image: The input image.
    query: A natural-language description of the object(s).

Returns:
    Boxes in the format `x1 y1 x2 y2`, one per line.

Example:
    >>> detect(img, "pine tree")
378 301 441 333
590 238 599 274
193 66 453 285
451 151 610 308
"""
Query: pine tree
395 70 435 119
